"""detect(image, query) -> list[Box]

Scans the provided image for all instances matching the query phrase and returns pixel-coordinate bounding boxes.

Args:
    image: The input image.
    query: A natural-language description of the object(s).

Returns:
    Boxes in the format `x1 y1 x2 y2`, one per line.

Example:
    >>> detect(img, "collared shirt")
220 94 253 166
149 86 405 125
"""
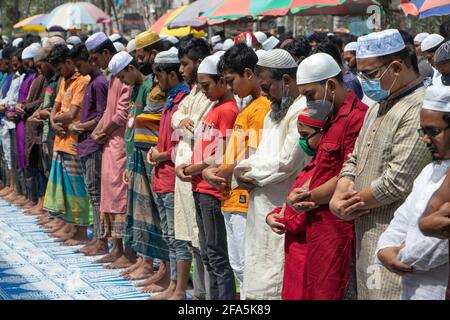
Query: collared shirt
375 160 450 300
339 78 432 300
76 71 108 158
53 72 90 155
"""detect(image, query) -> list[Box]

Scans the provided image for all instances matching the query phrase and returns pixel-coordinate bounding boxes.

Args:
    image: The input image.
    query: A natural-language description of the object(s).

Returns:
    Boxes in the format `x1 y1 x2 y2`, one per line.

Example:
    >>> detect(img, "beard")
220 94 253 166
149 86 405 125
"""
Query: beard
139 62 153 76
269 89 293 123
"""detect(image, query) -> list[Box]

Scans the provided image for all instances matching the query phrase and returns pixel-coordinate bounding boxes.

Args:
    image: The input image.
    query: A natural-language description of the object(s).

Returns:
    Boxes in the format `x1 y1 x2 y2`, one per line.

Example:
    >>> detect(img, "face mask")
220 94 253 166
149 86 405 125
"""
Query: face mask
298 129 321 157
360 63 397 102
299 138 316 156
306 80 334 121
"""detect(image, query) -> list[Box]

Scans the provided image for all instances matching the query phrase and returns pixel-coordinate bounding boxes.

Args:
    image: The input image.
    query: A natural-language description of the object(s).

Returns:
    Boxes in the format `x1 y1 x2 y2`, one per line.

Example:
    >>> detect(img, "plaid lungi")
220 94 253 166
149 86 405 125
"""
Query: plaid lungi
124 147 169 261
43 152 93 226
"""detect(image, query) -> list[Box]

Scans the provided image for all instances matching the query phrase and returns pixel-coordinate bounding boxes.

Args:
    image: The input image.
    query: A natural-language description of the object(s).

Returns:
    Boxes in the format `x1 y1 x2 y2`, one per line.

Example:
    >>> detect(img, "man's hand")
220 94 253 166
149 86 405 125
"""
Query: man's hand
419 202 450 239
202 166 226 189
175 163 193 182
330 180 367 220
15 103 25 115
234 167 257 191
122 169 129 185
377 244 413 276
38 109 51 120
91 130 107 144
52 122 67 136
179 118 195 133
0 104 7 113
68 123 84 135
266 205 286 235
287 188 318 213
6 111 17 121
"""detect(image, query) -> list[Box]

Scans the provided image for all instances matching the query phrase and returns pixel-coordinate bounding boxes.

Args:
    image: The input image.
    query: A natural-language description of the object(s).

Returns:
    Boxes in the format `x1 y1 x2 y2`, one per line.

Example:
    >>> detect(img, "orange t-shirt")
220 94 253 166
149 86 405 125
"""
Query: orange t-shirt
53 72 90 155
221 96 271 214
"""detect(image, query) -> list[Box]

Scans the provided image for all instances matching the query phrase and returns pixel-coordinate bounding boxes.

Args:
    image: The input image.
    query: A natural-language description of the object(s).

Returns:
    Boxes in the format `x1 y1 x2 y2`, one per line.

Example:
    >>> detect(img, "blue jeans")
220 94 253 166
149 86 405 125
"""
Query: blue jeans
154 192 192 280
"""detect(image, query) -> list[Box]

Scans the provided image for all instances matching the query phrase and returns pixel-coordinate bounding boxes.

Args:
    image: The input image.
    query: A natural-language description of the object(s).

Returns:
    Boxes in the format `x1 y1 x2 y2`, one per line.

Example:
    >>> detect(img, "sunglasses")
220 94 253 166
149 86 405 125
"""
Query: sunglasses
417 126 450 138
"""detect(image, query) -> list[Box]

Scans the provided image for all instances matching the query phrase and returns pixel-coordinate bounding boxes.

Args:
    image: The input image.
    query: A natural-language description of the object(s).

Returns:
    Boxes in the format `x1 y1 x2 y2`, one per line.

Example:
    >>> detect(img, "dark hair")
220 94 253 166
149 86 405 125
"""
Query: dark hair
398 30 414 47
279 32 294 44
160 40 174 51
13 48 23 61
341 33 358 47
440 21 450 40
443 112 450 126
142 40 163 53
218 42 258 76
283 36 311 61
47 44 70 65
153 62 183 81
125 58 140 70
254 65 297 82
327 34 343 52
68 43 90 61
91 39 117 56
379 46 419 75
312 40 343 67
23 34 41 48
2 46 16 60
178 37 211 62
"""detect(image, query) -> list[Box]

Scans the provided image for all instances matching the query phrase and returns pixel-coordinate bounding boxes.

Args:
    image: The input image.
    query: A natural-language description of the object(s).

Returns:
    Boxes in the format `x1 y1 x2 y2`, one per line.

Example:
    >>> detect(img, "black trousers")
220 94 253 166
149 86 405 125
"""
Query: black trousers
194 192 236 300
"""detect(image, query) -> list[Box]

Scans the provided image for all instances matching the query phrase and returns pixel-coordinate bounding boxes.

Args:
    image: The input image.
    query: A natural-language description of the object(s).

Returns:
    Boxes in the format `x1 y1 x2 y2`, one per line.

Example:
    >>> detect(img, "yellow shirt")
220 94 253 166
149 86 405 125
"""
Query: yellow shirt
221 96 271 213
53 72 90 155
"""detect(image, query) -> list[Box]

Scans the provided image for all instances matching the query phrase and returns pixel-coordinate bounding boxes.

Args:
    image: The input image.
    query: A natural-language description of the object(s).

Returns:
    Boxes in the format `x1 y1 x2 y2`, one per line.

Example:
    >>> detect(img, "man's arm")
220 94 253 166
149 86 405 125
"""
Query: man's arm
53 105 80 124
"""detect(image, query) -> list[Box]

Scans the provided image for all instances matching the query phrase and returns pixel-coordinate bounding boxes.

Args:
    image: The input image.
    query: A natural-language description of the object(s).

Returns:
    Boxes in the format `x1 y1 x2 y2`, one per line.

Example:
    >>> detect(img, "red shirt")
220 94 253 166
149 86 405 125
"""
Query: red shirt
191 99 239 199
306 90 368 300
152 92 187 193
267 160 316 300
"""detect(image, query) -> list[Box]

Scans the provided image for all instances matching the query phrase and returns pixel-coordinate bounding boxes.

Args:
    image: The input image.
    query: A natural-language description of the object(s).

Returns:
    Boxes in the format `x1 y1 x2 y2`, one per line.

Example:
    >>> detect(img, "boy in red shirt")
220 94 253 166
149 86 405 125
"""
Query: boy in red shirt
176 52 239 300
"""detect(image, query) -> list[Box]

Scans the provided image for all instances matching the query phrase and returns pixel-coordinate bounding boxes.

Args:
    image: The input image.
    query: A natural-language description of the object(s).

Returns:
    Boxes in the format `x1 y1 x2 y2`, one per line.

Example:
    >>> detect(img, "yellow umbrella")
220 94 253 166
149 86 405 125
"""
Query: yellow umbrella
13 14 46 32
151 5 206 38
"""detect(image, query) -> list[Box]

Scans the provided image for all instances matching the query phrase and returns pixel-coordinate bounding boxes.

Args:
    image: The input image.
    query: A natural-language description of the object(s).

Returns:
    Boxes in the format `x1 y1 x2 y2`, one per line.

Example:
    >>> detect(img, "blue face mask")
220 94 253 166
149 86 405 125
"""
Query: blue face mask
360 63 397 102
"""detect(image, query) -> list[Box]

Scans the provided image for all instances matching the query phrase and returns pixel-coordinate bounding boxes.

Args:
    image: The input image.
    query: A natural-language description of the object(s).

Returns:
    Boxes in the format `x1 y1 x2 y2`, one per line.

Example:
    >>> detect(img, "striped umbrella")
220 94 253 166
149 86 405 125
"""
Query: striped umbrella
201 0 275 20
42 2 111 30
150 5 189 33
412 0 450 18
259 0 380 16
13 14 47 31
168 0 224 28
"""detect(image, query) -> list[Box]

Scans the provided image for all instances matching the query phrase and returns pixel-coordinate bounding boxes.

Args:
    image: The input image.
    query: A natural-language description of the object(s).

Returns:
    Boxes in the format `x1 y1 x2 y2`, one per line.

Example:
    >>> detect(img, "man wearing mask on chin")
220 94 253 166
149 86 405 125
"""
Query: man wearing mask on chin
330 29 432 300
292 53 368 300
233 48 307 300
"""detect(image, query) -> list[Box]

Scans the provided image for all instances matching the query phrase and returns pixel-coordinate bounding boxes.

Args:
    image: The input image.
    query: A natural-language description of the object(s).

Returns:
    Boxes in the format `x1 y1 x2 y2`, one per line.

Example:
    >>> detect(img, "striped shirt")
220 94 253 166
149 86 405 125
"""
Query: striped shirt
339 78 432 300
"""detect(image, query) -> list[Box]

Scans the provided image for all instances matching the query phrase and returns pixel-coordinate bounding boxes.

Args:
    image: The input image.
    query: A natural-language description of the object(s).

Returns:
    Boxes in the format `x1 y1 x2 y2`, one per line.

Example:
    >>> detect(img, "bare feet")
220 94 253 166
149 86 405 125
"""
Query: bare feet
141 275 171 294
49 224 73 239
20 200 36 209
94 251 122 264
63 238 89 246
79 239 109 256
11 195 27 205
120 256 143 277
125 258 154 280
136 262 167 287
168 292 188 300
148 282 176 300
104 254 136 269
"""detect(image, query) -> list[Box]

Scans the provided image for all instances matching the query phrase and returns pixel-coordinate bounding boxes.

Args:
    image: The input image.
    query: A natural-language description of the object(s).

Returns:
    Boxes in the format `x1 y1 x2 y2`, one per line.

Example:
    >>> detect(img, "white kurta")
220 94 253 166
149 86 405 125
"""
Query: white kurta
375 160 450 300
0 72 25 130
235 95 307 300
171 85 215 248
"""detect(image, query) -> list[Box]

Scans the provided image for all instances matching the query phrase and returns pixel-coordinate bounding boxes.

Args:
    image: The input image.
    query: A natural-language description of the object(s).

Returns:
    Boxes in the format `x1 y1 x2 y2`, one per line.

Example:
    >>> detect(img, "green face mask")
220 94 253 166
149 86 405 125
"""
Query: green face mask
299 138 316 156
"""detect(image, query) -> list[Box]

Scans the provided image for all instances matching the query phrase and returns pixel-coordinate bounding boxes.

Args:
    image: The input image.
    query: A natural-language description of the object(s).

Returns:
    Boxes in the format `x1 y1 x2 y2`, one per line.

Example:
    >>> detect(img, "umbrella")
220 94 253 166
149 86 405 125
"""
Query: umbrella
42 2 111 30
168 0 224 28
411 0 450 18
13 14 47 32
259 0 381 16
150 5 189 33
201 0 275 20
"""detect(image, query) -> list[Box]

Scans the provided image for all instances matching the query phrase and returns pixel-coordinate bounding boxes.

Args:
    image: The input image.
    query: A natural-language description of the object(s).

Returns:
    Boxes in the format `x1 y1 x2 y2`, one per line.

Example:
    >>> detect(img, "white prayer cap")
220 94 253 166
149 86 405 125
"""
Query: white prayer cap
198 51 224 75
223 39 234 51
2 35 10 44
297 53 341 85
213 43 224 51
211 35 222 44
41 37 48 46
114 42 125 52
67 36 81 46
263 36 280 51
254 31 268 45
344 41 357 52
165 36 179 45
127 39 136 53
12 37 23 48
154 47 180 64
257 49 297 69
34 48 47 62
414 32 429 43
421 34 445 52
356 29 405 59
109 33 121 43
85 32 109 52
435 40 450 65
108 51 133 75
422 85 450 112
22 44 42 60
255 49 266 60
